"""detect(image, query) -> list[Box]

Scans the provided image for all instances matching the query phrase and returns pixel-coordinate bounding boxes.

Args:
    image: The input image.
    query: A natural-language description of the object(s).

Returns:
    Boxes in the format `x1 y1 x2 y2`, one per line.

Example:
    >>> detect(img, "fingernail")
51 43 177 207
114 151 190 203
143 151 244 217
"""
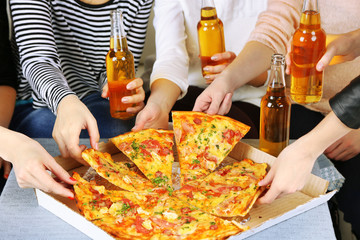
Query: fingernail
4 174 9 179
203 67 210 72
317 62 323 71
204 75 211 80
69 177 76 182
211 56 218 60
68 196 74 200
122 97 129 103
126 83 134 90
95 142 99 150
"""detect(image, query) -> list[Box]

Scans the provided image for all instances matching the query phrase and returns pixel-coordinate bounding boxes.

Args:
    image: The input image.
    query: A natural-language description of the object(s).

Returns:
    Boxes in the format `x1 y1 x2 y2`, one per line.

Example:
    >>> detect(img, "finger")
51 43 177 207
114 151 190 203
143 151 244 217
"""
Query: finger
102 83 109 98
336 150 356 162
316 46 337 71
127 78 143 90
34 169 75 198
285 38 292 75
212 51 236 62
324 140 341 155
86 116 100 152
54 134 70 159
3 161 12 179
207 97 223 115
203 64 227 74
44 156 77 185
123 92 145 104
127 102 145 114
258 168 275 186
257 185 281 204
204 74 217 84
132 110 151 132
217 93 233 115
193 94 211 112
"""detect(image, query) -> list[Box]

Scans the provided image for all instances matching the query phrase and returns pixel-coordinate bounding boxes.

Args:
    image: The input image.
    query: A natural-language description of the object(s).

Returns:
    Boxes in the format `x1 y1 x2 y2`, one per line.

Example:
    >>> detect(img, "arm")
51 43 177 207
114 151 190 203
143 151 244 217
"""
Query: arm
133 0 188 130
0 127 76 198
258 111 351 204
193 0 302 114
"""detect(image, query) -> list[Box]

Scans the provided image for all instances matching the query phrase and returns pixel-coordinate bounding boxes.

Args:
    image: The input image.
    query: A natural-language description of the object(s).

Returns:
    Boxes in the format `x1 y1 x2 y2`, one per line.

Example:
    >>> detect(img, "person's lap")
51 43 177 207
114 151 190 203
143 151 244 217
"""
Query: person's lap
290 104 360 237
9 92 134 138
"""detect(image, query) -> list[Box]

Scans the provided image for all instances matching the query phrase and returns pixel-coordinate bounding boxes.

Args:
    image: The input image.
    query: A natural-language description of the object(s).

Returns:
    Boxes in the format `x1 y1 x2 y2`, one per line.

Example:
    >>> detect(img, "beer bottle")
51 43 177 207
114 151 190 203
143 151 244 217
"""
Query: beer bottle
290 0 326 104
106 9 137 120
259 54 291 157
197 0 226 78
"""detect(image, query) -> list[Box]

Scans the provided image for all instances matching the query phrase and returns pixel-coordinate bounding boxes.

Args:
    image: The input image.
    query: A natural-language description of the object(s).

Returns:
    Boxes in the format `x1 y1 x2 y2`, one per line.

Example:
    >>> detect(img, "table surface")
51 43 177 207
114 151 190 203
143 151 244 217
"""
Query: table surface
0 138 336 240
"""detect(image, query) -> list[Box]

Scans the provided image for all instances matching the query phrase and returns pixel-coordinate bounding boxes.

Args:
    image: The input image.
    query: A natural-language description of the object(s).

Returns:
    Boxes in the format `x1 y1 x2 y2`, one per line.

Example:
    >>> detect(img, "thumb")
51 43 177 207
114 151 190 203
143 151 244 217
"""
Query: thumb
132 111 149 132
102 83 109 98
316 46 337 71
258 168 275 186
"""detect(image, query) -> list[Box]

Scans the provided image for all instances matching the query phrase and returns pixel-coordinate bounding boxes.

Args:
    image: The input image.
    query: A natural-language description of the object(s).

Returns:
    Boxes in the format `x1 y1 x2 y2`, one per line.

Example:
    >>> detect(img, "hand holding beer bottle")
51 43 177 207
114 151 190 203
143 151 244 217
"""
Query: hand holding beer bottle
106 9 143 120
197 0 228 82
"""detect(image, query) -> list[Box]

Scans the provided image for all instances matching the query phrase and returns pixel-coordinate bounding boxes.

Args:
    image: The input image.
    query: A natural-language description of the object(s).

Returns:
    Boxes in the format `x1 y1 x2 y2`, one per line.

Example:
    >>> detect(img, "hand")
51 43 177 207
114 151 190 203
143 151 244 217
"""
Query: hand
193 76 234 115
0 157 11 179
324 129 360 161
316 31 360 71
53 95 99 164
203 51 236 84
102 78 146 114
132 101 170 131
4 131 76 198
257 139 316 204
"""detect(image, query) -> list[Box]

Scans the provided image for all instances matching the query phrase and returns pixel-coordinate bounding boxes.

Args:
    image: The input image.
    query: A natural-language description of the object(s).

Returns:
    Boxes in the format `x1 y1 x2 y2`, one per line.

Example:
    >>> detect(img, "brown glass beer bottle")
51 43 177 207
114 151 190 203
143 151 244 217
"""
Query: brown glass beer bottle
197 0 226 78
290 0 326 104
259 54 291 157
106 9 137 120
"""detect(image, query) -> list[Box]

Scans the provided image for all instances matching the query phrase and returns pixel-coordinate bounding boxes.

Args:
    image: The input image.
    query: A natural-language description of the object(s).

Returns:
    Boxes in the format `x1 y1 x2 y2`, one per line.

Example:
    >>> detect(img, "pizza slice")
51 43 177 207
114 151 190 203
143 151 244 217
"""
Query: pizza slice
73 172 245 240
174 159 268 217
111 129 174 192
172 111 250 185
81 148 155 192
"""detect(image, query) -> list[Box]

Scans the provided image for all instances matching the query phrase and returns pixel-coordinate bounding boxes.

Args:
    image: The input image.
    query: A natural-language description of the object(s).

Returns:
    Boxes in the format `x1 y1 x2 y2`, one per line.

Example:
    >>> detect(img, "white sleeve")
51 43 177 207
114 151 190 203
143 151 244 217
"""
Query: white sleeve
150 0 189 98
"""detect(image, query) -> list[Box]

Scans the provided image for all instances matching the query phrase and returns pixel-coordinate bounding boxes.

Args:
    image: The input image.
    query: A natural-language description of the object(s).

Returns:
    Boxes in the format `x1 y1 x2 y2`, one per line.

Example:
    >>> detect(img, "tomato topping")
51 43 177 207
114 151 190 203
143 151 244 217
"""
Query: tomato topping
210 224 218 230
217 168 231 176
118 142 132 152
182 185 197 191
181 216 196 224
193 118 202 125
121 198 134 207
181 207 192 214
155 171 163 178
223 129 235 144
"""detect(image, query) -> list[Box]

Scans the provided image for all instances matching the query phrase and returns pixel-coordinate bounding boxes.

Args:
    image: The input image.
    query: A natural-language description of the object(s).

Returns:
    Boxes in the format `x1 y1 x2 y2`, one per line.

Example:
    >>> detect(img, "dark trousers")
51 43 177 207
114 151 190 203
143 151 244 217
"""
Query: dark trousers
290 104 360 237
165 86 260 139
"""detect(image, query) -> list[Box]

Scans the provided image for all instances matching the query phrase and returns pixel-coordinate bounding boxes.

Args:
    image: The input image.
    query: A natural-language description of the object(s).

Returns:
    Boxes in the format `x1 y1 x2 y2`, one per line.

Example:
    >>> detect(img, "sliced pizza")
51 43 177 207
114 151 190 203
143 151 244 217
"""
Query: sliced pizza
73 172 245 240
81 148 155 192
111 129 174 192
174 159 268 217
172 111 250 185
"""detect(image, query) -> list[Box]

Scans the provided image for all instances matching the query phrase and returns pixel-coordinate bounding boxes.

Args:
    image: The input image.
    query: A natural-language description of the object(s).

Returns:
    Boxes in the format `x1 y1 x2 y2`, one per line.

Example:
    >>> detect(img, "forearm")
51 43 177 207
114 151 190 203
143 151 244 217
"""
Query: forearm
0 127 22 161
0 86 16 127
299 112 351 159
148 78 181 114
220 41 274 89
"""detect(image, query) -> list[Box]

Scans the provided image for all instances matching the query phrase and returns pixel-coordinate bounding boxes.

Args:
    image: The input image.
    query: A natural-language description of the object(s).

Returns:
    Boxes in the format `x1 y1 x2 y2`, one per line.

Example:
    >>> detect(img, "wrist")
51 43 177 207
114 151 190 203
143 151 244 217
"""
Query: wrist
57 94 79 114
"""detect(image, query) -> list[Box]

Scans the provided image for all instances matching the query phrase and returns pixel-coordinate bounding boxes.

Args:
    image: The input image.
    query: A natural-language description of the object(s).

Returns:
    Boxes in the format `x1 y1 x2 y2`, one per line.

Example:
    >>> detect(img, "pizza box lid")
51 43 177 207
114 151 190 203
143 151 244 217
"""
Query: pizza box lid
35 140 336 240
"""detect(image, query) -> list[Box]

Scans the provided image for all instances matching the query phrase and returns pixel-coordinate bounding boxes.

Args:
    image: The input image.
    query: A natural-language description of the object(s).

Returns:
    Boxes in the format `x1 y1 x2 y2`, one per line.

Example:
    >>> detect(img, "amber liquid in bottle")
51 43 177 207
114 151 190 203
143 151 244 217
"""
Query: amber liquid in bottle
197 2 226 77
106 10 137 120
259 54 291 157
290 8 326 104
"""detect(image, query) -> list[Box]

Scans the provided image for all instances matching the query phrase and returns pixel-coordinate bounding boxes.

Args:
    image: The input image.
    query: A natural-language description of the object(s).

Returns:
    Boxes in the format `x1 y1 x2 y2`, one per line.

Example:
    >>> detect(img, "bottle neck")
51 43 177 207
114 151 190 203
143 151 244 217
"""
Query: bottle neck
268 55 286 90
302 0 319 13
300 0 321 27
110 9 127 51
201 0 217 20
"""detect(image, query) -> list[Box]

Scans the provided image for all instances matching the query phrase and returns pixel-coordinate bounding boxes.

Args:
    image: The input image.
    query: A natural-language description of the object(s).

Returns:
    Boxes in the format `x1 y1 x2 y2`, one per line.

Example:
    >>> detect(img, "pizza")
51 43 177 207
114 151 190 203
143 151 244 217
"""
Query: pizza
172 111 250 185
174 159 268 217
81 148 156 192
73 172 245 240
111 129 174 192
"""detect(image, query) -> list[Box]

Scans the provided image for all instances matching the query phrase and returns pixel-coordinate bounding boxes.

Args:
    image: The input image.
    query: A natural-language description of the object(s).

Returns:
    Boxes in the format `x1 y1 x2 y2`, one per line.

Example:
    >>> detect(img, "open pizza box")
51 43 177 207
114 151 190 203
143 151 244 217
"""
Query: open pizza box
35 140 336 240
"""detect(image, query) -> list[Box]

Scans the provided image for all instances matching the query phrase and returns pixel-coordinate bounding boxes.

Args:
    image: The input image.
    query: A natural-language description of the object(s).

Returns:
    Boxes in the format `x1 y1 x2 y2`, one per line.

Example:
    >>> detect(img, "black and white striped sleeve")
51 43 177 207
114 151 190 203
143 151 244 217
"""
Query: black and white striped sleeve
10 0 75 113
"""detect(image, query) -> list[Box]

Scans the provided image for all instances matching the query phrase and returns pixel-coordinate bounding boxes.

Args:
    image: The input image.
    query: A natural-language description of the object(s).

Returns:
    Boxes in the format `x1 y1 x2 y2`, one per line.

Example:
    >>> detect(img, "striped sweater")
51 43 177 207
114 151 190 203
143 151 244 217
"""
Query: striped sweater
10 0 153 113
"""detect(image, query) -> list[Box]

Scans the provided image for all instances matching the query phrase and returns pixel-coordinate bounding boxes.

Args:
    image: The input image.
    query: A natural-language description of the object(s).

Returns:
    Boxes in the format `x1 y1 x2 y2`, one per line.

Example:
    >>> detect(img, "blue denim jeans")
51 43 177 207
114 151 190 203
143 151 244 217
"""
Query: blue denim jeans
9 93 134 138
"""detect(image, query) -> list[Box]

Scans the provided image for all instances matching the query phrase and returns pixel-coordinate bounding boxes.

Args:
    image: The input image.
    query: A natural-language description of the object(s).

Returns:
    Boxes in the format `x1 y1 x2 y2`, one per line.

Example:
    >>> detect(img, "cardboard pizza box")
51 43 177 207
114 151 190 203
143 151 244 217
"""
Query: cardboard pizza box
35 140 336 240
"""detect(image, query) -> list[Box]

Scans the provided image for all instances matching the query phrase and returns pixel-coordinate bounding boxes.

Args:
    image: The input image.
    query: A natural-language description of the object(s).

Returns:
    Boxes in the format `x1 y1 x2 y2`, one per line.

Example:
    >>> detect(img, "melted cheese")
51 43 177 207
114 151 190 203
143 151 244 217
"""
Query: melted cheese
142 219 153 230
122 175 132 184
108 202 123 216
137 207 150 216
162 211 178 221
